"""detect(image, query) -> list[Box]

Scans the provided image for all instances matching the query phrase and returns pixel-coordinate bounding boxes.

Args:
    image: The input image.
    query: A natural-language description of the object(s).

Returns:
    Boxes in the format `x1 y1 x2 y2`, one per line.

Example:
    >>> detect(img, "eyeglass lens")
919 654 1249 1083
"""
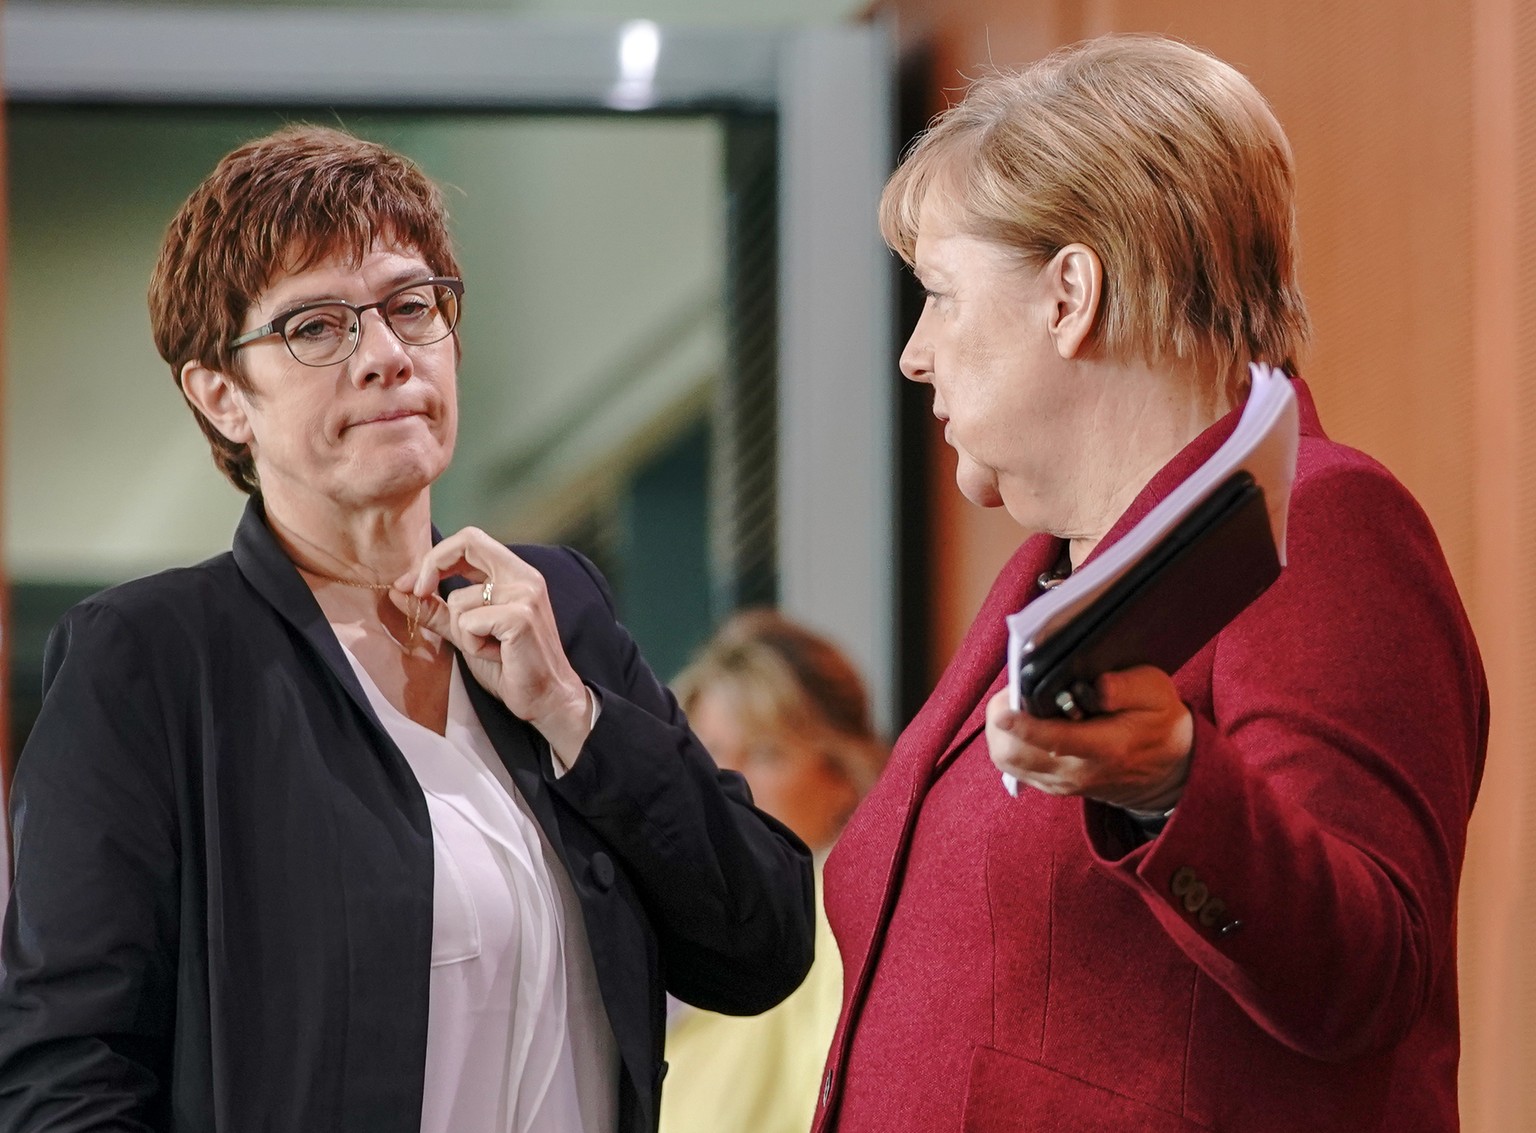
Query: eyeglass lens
285 282 460 366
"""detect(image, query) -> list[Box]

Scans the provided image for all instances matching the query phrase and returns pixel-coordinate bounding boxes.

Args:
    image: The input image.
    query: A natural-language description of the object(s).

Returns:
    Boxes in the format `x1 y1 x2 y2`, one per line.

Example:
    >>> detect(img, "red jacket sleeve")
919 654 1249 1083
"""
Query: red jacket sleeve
1090 446 1487 1061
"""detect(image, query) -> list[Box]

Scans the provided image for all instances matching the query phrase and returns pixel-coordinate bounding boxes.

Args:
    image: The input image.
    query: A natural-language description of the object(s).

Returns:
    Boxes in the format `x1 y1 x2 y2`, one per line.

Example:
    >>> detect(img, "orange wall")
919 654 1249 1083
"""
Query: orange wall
882 0 1533 1127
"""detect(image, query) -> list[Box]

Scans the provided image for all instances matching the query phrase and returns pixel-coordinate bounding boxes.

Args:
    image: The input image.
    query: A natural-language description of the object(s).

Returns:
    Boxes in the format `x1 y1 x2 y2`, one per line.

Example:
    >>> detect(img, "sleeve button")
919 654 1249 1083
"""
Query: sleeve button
1181 881 1209 914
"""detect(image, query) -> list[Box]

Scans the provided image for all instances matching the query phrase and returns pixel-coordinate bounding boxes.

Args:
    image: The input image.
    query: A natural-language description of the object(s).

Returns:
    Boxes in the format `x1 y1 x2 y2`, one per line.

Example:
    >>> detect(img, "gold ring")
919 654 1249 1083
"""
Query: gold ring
481 581 495 605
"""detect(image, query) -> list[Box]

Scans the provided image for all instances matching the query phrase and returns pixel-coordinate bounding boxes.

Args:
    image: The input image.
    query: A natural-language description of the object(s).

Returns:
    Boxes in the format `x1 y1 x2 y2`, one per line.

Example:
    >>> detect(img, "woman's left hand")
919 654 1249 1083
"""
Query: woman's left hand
392 527 593 763
985 666 1193 813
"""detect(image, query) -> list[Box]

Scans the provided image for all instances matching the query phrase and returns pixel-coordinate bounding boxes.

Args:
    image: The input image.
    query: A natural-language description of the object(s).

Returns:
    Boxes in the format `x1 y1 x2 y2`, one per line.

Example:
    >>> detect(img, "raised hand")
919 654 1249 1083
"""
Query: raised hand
392 527 593 764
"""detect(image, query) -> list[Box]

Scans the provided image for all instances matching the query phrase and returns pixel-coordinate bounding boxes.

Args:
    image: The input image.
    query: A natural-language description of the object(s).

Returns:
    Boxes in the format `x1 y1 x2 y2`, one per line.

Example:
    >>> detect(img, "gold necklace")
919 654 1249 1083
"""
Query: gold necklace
302 567 422 645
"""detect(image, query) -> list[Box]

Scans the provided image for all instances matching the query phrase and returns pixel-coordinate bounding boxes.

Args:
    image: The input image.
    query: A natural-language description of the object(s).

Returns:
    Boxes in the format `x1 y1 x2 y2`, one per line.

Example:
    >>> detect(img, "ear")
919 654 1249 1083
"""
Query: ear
1042 243 1104 361
179 360 255 446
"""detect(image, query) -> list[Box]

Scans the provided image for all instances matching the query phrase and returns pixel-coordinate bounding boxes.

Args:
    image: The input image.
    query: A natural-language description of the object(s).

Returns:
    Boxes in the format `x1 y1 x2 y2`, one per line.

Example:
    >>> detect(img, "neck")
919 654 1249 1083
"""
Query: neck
1058 361 1236 570
261 483 435 582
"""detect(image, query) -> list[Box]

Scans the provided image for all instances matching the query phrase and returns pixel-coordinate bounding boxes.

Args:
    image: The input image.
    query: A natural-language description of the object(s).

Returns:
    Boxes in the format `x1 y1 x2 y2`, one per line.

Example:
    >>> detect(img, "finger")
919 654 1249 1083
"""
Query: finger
394 589 507 664
408 544 487 598
406 528 535 598
387 588 452 639
985 690 1062 777
1002 704 1163 769
995 705 1084 756
986 688 1021 731
445 579 503 616
455 603 541 645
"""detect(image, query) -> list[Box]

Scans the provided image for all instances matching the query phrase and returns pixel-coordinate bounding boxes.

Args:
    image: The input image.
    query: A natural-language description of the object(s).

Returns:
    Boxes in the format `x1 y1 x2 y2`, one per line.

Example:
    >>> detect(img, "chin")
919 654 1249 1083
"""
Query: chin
955 461 1005 510
349 452 448 505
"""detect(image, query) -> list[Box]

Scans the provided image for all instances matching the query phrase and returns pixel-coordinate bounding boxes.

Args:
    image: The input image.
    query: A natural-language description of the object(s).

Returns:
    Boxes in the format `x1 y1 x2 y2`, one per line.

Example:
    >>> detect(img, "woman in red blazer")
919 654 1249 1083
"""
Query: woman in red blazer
815 33 1487 1133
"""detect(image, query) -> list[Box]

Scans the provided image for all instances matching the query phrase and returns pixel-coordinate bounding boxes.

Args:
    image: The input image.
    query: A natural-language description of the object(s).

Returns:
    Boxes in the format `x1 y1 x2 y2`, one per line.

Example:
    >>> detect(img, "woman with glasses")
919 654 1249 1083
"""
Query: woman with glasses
0 125 814 1133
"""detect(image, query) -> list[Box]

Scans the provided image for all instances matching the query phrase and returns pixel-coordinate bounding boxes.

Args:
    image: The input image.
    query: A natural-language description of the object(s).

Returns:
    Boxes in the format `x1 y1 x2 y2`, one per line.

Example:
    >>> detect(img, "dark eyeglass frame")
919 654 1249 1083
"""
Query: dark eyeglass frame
227 276 465 367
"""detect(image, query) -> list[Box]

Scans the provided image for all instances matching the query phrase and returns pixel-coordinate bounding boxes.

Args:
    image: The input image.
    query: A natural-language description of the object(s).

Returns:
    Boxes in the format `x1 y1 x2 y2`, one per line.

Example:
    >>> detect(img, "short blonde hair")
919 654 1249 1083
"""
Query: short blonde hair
881 33 1310 393
674 609 887 795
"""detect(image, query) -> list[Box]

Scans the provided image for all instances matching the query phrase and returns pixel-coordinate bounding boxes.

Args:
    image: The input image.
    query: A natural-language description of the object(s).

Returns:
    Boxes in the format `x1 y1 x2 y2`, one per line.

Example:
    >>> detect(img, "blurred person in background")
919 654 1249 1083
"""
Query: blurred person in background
0 124 814 1133
660 610 886 1133
814 33 1487 1133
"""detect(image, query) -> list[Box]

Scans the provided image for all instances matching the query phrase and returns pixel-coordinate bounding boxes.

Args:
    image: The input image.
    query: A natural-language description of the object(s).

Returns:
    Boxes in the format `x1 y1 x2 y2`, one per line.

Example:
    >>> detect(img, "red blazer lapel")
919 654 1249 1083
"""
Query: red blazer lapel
918 534 1062 779
824 535 1057 989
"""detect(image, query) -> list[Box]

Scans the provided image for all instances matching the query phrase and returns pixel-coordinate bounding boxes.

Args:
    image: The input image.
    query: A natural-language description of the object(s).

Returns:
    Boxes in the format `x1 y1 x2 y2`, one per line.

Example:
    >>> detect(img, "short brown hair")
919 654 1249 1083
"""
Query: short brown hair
148 124 461 493
881 33 1310 395
673 609 888 795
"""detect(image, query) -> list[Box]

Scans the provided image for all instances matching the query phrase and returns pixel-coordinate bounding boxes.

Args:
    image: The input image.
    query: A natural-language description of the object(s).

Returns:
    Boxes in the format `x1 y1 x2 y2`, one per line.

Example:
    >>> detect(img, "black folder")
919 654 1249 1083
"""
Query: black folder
1012 470 1281 720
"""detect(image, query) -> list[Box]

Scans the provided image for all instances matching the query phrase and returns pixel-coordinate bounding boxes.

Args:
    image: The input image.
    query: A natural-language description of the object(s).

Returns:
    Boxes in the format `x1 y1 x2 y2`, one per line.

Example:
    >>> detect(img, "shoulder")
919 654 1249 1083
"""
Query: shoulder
1289 435 1451 573
79 552 242 617
1228 434 1477 674
46 554 245 674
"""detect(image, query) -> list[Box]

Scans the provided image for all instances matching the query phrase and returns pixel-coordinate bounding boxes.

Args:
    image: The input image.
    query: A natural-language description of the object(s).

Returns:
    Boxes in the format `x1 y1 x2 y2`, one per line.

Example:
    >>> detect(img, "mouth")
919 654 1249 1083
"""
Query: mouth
345 408 427 431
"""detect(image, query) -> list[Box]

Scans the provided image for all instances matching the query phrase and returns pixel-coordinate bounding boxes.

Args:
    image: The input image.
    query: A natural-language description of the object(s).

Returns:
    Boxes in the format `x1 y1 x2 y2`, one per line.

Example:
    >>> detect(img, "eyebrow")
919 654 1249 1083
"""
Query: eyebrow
270 267 435 314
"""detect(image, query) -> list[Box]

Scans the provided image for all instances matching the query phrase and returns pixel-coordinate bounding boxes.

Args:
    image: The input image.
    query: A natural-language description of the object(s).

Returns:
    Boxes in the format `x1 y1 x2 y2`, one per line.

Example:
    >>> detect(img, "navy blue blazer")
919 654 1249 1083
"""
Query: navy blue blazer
0 498 814 1132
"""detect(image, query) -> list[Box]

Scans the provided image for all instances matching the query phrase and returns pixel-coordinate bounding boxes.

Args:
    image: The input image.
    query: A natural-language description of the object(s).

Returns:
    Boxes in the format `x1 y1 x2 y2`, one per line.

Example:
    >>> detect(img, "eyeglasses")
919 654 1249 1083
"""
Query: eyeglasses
228 277 464 367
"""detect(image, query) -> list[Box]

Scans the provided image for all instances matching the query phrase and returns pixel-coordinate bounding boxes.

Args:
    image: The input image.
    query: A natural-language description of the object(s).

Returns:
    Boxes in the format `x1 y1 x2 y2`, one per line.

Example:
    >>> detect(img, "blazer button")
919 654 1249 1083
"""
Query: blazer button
1198 897 1227 928
590 851 616 892
1170 866 1198 897
820 1067 834 1107
1181 881 1209 914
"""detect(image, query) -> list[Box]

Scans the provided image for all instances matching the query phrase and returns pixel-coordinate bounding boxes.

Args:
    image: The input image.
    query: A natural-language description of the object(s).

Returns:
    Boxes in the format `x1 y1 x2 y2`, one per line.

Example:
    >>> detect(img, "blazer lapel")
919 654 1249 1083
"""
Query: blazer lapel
925 536 1062 778
231 497 391 742
829 534 1057 985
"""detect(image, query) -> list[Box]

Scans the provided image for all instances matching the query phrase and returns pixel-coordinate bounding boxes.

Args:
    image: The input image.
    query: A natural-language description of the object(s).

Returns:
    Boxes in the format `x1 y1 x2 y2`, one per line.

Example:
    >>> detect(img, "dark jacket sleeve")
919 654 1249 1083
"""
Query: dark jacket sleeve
543 548 816 1017
0 602 180 1131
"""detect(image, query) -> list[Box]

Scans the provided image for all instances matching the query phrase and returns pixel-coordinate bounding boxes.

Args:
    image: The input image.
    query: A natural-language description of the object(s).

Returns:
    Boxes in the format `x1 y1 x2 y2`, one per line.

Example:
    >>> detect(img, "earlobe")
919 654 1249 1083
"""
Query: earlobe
1045 243 1104 361
179 361 254 445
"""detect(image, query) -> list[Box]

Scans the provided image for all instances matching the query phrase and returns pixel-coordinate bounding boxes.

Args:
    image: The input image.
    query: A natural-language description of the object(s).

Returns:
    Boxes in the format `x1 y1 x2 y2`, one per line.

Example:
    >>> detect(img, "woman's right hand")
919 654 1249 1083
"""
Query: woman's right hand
393 527 594 764
984 666 1193 812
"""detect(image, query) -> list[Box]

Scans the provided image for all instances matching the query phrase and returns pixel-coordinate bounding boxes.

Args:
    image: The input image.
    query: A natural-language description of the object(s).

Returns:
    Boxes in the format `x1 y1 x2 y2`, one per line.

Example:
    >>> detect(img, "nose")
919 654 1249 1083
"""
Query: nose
349 308 412 387
898 307 933 384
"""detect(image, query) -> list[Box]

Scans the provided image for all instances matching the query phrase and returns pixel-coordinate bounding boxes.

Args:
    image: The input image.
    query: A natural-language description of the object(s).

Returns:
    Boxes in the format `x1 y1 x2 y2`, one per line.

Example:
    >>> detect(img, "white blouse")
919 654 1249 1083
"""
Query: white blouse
338 643 619 1133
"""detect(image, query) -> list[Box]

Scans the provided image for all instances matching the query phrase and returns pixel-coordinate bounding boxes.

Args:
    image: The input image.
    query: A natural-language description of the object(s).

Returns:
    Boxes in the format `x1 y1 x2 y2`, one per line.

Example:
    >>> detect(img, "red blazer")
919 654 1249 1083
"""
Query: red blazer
816 380 1487 1133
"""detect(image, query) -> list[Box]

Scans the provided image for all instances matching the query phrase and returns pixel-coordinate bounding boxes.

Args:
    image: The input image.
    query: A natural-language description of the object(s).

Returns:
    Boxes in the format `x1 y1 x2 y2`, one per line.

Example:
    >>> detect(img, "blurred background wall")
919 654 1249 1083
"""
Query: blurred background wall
3 0 1533 1127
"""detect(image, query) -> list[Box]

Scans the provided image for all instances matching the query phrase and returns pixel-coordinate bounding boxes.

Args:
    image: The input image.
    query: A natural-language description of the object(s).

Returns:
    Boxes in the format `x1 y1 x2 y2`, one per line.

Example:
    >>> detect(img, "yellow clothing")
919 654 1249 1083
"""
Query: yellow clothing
660 864 840 1133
